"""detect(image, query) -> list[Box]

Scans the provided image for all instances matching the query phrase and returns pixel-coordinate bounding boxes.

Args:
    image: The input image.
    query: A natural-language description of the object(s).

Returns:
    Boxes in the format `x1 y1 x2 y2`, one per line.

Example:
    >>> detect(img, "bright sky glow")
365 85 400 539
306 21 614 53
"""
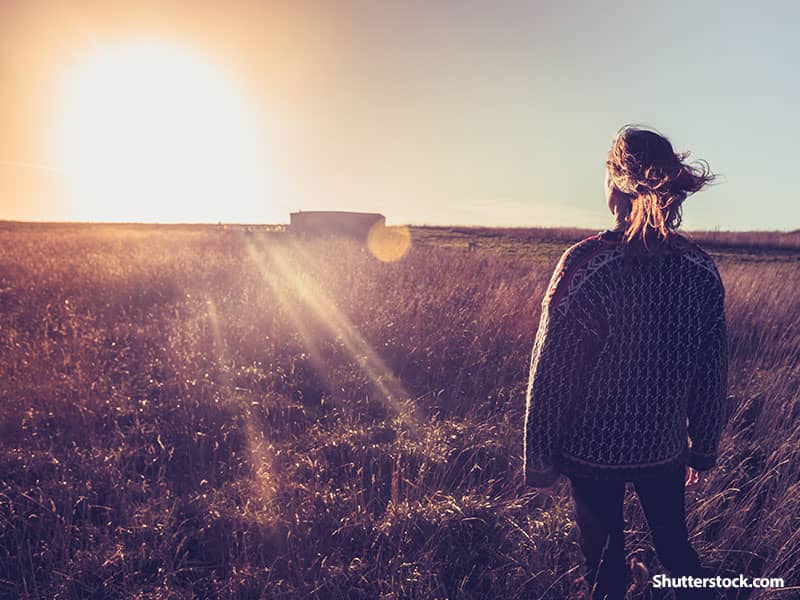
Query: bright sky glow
51 40 276 223
0 1 798 230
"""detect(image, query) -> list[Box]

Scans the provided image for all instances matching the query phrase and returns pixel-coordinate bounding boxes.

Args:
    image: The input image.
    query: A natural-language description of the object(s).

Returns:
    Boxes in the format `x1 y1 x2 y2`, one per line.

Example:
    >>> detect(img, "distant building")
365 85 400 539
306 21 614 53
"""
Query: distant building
289 211 385 241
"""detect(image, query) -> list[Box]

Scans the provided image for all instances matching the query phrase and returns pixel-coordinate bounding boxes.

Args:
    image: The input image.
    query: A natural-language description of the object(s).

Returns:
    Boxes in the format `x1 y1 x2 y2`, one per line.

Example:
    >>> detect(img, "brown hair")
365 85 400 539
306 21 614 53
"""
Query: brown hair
606 125 716 245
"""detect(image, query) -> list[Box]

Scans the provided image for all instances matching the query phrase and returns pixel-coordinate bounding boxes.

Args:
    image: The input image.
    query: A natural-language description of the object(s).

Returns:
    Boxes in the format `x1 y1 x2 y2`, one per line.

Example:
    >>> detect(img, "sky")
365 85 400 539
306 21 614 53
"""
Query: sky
0 0 798 230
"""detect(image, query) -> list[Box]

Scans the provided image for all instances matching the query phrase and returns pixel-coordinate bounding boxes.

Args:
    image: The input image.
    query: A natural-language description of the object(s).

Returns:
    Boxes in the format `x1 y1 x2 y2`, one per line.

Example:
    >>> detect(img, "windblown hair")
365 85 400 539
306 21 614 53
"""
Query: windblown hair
606 125 716 244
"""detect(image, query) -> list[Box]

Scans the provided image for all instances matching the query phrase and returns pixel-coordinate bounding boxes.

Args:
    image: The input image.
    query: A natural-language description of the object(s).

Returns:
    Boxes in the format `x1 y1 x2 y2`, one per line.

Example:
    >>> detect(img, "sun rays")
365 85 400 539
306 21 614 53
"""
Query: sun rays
242 234 421 437
196 232 422 504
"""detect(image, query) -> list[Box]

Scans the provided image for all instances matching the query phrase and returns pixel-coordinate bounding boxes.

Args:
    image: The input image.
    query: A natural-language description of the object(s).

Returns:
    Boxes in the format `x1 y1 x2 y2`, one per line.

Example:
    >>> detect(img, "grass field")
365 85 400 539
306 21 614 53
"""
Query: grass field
1 223 798 599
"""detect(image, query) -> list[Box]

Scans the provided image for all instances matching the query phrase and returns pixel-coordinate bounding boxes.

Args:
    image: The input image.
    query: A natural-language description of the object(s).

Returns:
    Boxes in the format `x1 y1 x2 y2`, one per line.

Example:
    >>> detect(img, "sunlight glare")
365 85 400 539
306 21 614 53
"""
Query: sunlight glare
367 224 412 262
51 40 274 222
245 236 421 437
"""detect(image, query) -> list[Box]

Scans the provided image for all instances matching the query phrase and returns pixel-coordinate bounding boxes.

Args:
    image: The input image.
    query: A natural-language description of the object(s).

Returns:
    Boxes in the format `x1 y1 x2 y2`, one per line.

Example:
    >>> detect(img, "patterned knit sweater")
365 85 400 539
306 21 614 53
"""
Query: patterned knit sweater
523 230 729 487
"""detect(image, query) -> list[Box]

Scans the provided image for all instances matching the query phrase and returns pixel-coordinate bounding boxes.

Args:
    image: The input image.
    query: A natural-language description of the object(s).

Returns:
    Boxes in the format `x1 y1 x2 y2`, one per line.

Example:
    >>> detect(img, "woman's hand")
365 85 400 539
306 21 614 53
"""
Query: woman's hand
685 465 703 488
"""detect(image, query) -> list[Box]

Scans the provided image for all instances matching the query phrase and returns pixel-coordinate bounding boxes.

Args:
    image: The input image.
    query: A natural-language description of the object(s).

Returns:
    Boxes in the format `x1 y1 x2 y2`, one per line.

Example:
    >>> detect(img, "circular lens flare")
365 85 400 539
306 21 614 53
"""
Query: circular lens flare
367 224 412 262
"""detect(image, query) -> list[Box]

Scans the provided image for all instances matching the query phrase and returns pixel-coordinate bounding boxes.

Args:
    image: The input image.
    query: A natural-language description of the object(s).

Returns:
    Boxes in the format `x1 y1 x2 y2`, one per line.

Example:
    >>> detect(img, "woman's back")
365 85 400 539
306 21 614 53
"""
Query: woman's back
544 229 728 480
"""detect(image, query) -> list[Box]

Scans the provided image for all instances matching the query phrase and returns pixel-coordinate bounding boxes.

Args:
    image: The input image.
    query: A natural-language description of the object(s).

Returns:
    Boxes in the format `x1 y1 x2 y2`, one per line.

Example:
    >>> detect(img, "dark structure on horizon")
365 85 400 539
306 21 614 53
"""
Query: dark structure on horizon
289 211 385 241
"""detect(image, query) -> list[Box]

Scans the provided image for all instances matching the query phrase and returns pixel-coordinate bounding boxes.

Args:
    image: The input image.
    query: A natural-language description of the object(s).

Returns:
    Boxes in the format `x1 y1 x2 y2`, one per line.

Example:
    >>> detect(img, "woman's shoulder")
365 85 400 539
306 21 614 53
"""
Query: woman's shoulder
667 233 723 284
557 231 626 274
545 233 624 310
560 231 619 264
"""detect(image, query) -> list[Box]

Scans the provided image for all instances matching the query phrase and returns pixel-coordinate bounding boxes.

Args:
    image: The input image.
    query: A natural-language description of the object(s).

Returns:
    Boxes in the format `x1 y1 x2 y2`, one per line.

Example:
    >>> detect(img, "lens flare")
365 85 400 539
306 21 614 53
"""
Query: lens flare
367 224 412 262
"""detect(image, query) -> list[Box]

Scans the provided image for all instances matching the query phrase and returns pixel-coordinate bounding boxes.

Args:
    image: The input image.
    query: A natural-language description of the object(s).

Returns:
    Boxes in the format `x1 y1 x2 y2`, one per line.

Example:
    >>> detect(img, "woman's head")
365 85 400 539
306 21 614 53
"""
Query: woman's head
605 125 716 243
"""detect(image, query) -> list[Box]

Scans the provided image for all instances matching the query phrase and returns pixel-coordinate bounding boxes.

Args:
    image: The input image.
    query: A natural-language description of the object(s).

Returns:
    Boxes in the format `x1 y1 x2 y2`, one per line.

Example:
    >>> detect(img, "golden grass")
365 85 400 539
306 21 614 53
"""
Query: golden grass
0 223 797 598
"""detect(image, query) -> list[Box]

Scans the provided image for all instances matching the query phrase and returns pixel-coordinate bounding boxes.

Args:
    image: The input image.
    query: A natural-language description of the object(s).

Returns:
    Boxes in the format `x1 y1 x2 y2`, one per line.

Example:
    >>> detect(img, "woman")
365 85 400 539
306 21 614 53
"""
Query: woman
523 125 728 600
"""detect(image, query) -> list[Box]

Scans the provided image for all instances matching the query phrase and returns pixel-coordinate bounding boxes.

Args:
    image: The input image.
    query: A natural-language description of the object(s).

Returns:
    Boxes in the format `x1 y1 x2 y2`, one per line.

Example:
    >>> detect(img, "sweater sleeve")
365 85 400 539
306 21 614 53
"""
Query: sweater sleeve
687 277 729 471
524 252 595 487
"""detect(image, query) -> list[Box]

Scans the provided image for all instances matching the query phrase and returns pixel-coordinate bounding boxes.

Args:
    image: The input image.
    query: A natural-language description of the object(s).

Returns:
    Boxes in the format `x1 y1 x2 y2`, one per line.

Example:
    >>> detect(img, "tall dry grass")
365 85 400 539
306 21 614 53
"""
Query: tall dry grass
0 224 797 598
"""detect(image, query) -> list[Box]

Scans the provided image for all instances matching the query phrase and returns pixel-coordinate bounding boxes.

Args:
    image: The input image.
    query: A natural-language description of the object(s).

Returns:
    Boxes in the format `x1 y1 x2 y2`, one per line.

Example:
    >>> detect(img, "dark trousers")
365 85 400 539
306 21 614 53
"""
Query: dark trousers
567 465 713 600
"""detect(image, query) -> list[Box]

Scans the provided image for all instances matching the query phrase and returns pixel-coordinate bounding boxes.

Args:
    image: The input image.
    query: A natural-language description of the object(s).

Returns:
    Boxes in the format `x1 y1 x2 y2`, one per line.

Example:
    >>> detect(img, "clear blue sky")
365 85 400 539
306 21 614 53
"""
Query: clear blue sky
1 0 797 230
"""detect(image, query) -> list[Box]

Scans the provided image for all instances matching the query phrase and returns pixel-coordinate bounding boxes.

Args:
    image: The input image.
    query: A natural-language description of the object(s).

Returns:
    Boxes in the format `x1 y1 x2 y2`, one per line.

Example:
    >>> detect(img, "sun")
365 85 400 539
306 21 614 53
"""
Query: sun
51 40 276 223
